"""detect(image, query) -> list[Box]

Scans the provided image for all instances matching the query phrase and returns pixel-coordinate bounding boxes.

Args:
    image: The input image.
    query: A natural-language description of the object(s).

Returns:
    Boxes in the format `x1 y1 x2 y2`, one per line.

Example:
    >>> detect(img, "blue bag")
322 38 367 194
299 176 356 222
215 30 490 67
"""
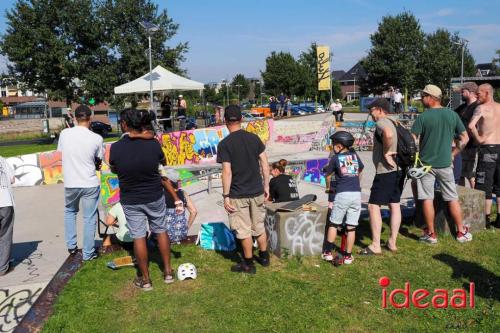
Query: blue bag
197 222 236 251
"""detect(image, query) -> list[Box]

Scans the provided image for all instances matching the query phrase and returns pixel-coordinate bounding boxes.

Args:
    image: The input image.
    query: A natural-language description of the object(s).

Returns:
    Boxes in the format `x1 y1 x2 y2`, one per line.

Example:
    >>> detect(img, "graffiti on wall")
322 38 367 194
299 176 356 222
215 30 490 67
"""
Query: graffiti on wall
38 151 63 185
160 119 272 166
303 158 329 186
7 119 273 187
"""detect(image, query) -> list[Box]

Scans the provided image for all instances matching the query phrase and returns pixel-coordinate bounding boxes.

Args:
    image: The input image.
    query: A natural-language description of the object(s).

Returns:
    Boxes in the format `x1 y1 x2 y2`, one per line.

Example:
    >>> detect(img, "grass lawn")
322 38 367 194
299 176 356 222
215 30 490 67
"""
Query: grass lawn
43 224 500 333
0 137 117 158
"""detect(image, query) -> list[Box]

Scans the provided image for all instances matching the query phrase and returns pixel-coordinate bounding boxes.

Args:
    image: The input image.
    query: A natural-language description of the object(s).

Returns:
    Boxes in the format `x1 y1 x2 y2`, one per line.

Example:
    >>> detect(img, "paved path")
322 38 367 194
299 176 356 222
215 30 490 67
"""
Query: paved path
1 111 412 332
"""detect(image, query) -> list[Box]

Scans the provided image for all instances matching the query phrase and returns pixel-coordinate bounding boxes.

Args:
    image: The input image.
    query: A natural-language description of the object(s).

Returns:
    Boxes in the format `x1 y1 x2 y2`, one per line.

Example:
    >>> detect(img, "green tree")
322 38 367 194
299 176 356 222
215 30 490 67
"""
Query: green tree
231 74 250 101
421 29 475 93
362 12 425 98
492 49 500 75
0 0 188 106
332 80 342 100
261 51 301 97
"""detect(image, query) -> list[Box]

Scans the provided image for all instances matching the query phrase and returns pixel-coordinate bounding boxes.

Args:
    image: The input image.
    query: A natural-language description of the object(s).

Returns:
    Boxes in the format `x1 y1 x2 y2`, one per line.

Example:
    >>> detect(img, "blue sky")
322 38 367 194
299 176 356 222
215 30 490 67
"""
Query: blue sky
1 0 499 83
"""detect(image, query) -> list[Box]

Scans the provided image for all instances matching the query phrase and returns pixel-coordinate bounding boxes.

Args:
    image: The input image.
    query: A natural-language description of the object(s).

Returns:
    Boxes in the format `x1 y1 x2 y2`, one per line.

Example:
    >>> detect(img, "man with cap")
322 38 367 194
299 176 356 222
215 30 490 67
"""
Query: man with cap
468 83 500 228
454 82 480 188
361 98 401 255
411 84 472 244
330 99 344 122
57 105 104 261
217 105 270 274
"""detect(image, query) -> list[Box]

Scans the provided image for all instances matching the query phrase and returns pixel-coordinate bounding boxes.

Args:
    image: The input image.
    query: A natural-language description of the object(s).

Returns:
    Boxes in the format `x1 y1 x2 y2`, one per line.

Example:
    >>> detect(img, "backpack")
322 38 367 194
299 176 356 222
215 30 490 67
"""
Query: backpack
197 222 236 252
375 119 417 169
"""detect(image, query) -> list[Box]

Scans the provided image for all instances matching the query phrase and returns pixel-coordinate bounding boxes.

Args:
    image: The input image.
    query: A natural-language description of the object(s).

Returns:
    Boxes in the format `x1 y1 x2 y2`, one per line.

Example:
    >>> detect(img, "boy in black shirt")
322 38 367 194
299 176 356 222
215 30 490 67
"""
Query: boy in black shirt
322 131 364 264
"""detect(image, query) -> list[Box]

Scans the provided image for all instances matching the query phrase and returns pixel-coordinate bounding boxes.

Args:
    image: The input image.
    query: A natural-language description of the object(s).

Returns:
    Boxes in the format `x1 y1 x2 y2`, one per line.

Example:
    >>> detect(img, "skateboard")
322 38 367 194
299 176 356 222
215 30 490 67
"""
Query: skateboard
106 256 135 270
277 194 317 212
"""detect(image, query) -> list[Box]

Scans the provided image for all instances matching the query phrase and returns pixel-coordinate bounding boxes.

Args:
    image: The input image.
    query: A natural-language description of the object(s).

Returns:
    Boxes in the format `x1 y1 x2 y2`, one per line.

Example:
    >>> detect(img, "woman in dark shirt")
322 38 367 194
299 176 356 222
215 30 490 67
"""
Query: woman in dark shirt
268 159 299 203
110 109 181 290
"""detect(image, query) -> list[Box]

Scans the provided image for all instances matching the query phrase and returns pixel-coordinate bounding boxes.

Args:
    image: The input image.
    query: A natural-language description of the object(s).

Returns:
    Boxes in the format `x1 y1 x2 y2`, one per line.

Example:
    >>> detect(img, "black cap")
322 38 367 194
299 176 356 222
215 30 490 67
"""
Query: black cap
75 105 92 119
366 98 390 112
224 105 242 121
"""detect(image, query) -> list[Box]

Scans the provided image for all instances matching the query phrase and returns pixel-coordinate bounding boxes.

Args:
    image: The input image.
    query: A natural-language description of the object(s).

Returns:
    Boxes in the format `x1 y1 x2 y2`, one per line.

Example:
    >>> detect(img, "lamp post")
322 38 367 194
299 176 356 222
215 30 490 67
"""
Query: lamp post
352 69 358 102
454 38 468 83
235 84 242 105
140 21 160 113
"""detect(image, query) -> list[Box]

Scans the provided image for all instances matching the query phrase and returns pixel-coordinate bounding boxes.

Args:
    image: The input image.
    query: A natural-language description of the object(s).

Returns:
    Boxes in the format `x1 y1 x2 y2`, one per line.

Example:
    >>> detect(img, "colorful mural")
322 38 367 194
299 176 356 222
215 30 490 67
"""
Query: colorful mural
302 158 329 186
39 151 63 185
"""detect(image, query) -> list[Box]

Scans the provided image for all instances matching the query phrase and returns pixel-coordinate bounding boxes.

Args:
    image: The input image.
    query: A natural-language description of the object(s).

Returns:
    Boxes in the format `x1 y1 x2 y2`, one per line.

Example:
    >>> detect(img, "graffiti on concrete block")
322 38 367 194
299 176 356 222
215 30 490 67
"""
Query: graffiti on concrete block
283 212 324 255
264 214 278 251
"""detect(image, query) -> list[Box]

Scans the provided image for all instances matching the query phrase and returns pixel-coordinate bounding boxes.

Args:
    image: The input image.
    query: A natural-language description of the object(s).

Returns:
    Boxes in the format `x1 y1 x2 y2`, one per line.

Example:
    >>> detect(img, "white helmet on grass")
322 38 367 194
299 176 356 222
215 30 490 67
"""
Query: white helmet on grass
177 263 197 280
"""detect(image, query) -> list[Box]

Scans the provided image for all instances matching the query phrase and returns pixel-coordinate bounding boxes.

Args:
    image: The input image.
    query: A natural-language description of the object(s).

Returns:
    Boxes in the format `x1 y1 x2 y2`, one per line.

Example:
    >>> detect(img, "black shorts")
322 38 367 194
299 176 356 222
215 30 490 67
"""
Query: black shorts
461 147 478 179
475 145 500 199
369 171 402 205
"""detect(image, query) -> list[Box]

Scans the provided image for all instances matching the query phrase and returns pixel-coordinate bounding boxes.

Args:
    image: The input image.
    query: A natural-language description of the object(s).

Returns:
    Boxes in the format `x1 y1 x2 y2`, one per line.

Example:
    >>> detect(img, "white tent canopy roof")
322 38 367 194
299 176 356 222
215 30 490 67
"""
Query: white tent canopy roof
114 65 204 94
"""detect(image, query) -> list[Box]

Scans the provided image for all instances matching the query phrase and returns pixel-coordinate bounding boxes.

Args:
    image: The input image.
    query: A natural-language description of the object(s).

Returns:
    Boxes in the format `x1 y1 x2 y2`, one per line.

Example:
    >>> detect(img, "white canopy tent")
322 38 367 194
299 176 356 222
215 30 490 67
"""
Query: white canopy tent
113 65 204 94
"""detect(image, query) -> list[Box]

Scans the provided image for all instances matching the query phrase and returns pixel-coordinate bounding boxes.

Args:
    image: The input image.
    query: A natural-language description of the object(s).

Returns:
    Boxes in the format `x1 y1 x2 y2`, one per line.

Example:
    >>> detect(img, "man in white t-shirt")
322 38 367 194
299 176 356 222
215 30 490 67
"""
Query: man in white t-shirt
57 105 104 261
394 89 403 113
0 156 15 276
330 99 344 121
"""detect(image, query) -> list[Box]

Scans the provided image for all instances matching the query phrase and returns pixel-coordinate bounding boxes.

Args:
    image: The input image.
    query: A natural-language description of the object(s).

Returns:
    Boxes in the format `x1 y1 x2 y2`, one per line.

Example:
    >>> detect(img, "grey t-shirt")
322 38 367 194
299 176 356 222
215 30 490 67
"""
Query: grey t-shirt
372 117 398 174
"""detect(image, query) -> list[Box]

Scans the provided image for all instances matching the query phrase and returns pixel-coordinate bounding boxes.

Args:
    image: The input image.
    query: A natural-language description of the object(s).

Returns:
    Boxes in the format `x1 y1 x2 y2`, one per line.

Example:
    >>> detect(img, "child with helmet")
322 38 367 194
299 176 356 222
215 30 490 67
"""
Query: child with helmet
321 131 364 264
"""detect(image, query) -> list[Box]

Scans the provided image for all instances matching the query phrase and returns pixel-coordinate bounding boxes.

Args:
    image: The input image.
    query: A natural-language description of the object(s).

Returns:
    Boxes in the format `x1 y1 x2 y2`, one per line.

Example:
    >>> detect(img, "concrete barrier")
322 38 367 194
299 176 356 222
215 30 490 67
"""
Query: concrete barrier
414 185 486 234
265 202 328 257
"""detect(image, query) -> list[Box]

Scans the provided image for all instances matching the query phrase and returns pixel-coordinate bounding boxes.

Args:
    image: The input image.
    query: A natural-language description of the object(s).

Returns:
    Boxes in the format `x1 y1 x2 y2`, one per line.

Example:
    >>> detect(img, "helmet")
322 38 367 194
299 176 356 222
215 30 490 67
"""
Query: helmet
177 263 197 280
330 131 354 148
407 165 432 180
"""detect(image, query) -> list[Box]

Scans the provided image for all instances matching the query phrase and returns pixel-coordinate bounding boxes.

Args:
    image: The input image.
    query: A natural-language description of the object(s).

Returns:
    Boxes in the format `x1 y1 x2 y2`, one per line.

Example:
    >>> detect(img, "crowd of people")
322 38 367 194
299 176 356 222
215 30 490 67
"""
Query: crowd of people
0 82 498 284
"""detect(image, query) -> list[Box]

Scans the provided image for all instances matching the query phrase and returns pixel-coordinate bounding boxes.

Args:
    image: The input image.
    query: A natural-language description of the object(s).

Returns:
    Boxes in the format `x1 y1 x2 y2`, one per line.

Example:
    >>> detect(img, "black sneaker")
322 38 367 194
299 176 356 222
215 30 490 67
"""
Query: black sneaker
84 252 99 262
255 252 270 267
67 247 78 255
230 262 256 274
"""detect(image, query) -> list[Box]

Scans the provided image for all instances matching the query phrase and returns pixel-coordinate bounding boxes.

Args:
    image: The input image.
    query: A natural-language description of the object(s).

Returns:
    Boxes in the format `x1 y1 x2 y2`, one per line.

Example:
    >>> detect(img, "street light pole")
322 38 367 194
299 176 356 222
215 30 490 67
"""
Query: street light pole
148 34 153 111
140 21 160 113
235 84 242 104
454 38 468 84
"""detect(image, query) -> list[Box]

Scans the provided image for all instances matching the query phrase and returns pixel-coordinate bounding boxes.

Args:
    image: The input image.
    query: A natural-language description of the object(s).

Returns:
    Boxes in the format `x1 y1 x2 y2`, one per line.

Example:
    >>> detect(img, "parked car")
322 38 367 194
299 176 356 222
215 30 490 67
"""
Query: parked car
291 105 307 116
90 120 112 137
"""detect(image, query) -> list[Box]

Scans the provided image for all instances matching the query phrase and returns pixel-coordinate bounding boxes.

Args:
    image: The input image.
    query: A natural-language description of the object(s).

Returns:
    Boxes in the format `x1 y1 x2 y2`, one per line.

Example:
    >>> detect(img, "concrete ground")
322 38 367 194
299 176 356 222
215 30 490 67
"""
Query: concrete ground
0 111 413 332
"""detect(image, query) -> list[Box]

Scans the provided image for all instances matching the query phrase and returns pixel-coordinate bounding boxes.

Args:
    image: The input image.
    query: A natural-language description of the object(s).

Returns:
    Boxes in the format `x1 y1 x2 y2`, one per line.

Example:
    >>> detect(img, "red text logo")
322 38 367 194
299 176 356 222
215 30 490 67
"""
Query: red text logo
379 276 475 309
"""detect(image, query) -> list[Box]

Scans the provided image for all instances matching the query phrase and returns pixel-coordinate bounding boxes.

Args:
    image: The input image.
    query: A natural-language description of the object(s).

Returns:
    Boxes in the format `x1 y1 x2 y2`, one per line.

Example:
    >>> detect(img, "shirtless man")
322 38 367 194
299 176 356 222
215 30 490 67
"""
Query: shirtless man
468 84 500 227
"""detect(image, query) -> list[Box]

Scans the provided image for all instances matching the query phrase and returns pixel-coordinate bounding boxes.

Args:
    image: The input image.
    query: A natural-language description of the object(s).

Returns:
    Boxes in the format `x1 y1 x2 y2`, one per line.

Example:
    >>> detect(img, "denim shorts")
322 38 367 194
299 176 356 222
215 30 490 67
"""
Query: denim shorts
329 191 361 226
122 196 167 239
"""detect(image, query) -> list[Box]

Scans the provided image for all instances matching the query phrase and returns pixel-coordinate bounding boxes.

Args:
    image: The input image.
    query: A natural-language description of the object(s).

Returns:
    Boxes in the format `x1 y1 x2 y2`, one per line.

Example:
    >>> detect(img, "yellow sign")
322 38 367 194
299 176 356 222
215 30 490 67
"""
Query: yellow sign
316 45 331 91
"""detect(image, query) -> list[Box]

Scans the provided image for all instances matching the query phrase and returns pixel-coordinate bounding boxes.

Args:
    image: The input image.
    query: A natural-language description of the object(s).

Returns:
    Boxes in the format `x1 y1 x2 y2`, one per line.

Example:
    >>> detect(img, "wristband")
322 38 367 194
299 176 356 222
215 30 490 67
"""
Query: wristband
222 194 230 198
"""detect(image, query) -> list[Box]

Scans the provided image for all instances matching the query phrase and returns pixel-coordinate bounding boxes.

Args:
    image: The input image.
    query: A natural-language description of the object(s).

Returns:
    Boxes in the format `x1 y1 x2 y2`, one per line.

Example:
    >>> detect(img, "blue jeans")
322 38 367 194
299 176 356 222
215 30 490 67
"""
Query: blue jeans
64 186 100 260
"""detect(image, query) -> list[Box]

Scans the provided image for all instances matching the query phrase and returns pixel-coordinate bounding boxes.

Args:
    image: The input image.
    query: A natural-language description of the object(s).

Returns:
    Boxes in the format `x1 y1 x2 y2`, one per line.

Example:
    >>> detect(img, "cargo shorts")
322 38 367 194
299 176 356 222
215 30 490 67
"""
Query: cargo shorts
228 194 266 239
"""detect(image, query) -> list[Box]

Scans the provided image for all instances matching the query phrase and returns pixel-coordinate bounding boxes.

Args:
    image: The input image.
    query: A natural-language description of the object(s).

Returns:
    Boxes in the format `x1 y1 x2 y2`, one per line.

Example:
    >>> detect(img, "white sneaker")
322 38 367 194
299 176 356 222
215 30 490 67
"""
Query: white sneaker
343 255 354 265
321 251 333 261
456 226 473 243
419 229 438 244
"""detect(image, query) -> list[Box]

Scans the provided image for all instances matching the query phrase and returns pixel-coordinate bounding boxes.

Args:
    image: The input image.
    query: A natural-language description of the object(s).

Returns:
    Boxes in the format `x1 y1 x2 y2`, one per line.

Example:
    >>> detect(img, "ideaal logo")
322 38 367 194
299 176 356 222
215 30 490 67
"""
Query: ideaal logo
379 277 475 309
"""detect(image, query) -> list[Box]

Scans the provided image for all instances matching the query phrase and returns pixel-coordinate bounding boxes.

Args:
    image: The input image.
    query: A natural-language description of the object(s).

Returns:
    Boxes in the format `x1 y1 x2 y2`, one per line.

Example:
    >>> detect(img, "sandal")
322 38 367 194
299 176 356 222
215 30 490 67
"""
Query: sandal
164 272 175 284
359 247 382 256
383 243 397 253
133 277 153 291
